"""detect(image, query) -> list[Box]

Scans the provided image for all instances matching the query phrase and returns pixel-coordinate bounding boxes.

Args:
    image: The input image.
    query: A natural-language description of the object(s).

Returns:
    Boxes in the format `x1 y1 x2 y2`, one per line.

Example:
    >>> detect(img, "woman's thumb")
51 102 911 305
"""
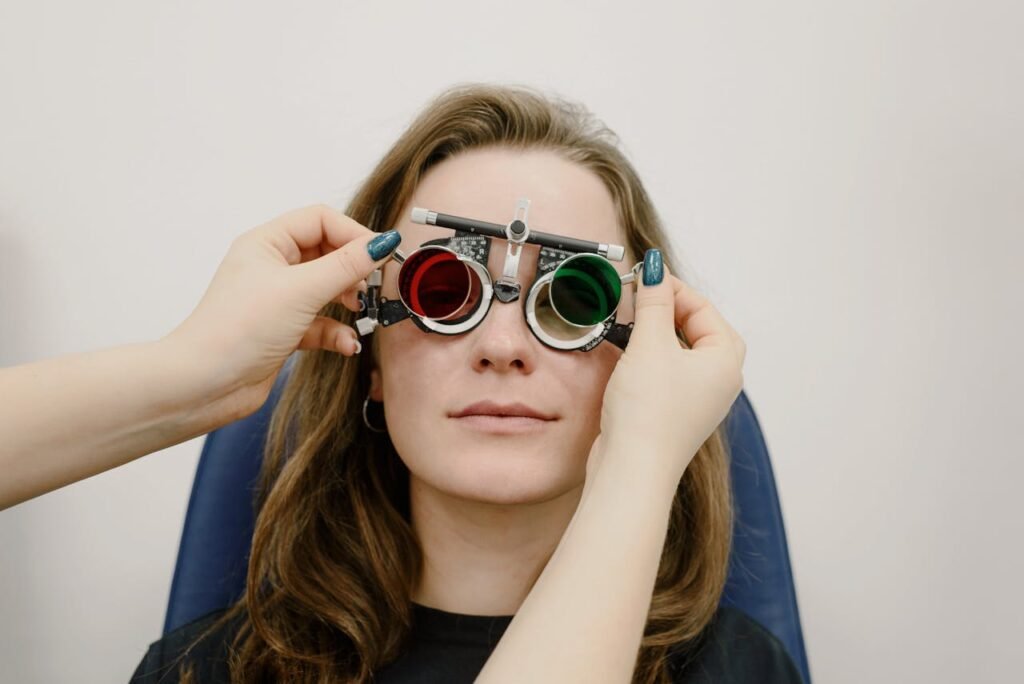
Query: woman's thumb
631 248 675 346
302 230 402 304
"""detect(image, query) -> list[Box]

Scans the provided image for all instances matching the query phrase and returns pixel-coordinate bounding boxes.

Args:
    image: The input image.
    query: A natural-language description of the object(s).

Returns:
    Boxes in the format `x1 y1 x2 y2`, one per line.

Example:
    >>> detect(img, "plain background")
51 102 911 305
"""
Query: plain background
1 1 1021 682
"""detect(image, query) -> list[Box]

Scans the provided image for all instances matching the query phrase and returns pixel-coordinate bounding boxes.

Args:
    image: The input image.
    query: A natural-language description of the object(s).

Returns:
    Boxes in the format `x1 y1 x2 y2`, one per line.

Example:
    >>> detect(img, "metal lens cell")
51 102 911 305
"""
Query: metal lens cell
549 255 622 326
398 248 475 320
533 280 591 343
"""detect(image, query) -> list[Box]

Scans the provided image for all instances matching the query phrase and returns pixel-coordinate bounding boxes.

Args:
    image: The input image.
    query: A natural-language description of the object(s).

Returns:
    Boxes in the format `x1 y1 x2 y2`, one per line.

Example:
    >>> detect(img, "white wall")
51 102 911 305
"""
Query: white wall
1 1 1020 682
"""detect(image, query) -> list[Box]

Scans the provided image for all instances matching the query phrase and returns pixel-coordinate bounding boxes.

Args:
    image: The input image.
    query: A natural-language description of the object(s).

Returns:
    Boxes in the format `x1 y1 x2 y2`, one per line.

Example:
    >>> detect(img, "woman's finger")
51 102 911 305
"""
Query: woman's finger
256 204 374 266
297 316 363 356
298 229 402 306
332 280 368 312
669 276 740 352
629 249 676 348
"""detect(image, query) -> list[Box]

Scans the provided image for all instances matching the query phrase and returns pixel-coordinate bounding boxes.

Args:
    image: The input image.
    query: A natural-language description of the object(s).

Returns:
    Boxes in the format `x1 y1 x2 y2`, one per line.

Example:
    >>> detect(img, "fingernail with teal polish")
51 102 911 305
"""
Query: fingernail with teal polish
643 248 663 286
367 230 401 261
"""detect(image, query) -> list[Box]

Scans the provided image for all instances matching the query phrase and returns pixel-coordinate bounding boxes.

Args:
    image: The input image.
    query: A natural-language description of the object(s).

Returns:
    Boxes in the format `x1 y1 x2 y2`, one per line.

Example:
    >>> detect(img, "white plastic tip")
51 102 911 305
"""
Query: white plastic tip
411 207 429 224
606 245 625 261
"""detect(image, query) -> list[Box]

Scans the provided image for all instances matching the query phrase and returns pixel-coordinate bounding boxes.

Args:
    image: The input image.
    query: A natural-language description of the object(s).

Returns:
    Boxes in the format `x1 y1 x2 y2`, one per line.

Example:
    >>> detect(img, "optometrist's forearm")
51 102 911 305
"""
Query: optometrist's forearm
475 438 688 684
0 338 245 510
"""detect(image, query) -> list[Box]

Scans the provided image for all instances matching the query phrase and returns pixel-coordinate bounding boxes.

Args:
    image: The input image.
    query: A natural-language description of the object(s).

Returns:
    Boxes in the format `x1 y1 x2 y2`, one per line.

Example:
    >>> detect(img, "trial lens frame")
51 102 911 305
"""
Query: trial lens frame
355 198 641 352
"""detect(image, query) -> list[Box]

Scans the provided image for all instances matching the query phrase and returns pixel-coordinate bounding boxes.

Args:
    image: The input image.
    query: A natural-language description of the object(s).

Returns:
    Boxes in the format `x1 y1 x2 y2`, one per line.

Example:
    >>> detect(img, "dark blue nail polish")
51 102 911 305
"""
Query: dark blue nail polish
643 248 663 286
367 230 401 261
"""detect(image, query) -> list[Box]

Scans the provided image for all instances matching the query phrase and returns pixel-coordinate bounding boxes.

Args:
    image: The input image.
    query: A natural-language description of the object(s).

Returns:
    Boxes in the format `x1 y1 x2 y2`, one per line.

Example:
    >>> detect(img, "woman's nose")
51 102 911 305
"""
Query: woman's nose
467 297 538 373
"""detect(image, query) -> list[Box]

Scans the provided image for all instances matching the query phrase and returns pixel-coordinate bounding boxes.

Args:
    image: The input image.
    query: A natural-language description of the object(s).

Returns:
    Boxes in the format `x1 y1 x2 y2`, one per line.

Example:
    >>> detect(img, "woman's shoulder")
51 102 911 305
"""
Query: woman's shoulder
668 605 805 683
129 607 242 684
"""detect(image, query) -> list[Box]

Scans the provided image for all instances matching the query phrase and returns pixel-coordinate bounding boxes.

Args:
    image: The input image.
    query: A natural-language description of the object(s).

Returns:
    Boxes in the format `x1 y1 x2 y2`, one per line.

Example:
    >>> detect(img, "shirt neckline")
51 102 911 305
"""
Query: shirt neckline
410 601 515 648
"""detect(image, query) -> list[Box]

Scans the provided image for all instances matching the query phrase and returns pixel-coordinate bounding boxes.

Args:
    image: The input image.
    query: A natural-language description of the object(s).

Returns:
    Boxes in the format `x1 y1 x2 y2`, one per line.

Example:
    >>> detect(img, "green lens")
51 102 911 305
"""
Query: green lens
550 255 621 326
534 280 588 342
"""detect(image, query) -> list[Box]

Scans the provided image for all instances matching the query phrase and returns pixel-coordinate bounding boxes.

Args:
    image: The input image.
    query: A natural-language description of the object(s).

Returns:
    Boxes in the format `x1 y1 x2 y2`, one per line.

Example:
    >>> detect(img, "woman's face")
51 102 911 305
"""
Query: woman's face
369 146 636 505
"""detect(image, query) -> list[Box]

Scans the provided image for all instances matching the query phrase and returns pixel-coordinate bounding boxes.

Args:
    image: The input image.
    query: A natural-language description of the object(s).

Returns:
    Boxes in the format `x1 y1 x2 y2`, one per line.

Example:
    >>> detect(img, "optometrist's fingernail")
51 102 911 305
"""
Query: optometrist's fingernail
367 230 401 261
642 248 663 286
353 340 362 355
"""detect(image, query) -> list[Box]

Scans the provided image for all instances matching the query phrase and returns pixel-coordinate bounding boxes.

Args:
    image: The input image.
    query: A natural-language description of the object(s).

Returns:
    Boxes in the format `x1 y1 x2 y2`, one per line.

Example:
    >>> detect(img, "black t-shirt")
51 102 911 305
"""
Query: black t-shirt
131 602 803 683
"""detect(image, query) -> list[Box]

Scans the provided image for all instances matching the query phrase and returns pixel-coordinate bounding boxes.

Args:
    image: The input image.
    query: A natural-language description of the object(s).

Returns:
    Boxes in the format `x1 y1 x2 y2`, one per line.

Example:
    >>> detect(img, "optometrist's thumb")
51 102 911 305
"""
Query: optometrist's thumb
301 229 402 305
629 248 676 349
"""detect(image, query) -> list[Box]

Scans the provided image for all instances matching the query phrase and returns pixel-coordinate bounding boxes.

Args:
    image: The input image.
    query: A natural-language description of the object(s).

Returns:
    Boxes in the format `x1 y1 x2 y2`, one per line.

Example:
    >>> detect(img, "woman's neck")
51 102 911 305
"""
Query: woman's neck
408 473 584 617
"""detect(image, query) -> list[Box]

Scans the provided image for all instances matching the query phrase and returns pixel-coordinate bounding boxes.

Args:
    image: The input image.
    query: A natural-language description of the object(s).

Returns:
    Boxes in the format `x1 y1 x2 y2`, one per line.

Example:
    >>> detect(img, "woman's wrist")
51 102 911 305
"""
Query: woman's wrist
0 338 248 509
478 433 683 682
154 333 256 425
596 433 695 496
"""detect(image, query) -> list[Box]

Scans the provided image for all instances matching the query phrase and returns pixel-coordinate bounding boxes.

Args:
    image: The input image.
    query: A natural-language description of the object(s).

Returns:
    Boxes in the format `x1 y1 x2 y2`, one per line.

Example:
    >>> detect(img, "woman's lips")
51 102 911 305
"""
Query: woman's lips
451 400 555 421
448 400 558 433
450 414 554 434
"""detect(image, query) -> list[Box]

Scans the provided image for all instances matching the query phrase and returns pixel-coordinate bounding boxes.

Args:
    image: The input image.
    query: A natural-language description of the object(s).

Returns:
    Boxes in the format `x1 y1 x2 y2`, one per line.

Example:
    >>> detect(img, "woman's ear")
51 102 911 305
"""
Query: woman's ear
369 366 384 401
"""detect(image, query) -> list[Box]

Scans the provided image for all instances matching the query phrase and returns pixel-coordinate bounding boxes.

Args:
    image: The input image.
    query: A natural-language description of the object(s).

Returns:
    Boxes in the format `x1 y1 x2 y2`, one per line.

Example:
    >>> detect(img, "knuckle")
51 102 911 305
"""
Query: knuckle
332 247 362 283
731 366 745 392
636 296 673 314
296 202 333 226
233 225 260 246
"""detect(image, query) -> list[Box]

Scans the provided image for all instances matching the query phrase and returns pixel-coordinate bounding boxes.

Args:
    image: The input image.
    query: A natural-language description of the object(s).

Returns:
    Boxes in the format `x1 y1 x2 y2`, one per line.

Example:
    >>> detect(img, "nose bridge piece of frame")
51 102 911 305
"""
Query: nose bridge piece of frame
493 197 531 303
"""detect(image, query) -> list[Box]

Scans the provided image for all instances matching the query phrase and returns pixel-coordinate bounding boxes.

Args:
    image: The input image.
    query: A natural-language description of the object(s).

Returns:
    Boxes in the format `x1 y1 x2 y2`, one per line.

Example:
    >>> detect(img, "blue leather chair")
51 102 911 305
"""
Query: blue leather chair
163 353 811 683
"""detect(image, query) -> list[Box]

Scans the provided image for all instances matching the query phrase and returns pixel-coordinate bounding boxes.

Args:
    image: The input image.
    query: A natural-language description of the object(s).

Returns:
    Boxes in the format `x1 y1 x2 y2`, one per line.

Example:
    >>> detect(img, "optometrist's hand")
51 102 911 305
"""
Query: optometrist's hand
0 204 402 510
163 204 401 416
586 249 747 487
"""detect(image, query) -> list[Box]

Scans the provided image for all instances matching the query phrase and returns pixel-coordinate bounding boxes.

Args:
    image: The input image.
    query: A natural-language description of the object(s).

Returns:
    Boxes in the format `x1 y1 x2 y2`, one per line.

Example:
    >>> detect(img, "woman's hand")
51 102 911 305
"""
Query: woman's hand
0 204 401 509
587 249 747 486
162 204 401 419
484 249 745 684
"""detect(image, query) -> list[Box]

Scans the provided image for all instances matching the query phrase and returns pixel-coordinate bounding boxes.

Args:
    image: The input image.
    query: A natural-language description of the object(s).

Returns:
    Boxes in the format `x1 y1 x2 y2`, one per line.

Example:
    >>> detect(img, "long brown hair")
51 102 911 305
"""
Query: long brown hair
179 83 734 683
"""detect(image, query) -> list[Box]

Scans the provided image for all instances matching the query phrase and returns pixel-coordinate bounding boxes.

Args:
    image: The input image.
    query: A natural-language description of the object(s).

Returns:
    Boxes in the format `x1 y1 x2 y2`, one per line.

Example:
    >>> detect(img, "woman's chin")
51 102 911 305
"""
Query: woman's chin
414 456 582 506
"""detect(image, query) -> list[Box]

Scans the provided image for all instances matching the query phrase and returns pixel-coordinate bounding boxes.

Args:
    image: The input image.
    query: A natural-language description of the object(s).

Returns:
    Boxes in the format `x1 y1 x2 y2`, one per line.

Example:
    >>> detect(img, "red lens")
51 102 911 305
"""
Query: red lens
398 248 473 320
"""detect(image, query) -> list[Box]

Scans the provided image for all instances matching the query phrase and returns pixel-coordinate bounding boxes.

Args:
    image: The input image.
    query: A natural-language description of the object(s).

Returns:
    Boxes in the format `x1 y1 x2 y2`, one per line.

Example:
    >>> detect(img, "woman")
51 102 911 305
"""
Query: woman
1 84 797 682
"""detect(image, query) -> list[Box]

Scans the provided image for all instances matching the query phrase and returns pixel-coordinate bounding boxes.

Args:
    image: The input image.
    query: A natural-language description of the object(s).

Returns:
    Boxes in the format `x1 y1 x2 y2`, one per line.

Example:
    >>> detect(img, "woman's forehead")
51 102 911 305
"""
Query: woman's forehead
396 148 626 250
